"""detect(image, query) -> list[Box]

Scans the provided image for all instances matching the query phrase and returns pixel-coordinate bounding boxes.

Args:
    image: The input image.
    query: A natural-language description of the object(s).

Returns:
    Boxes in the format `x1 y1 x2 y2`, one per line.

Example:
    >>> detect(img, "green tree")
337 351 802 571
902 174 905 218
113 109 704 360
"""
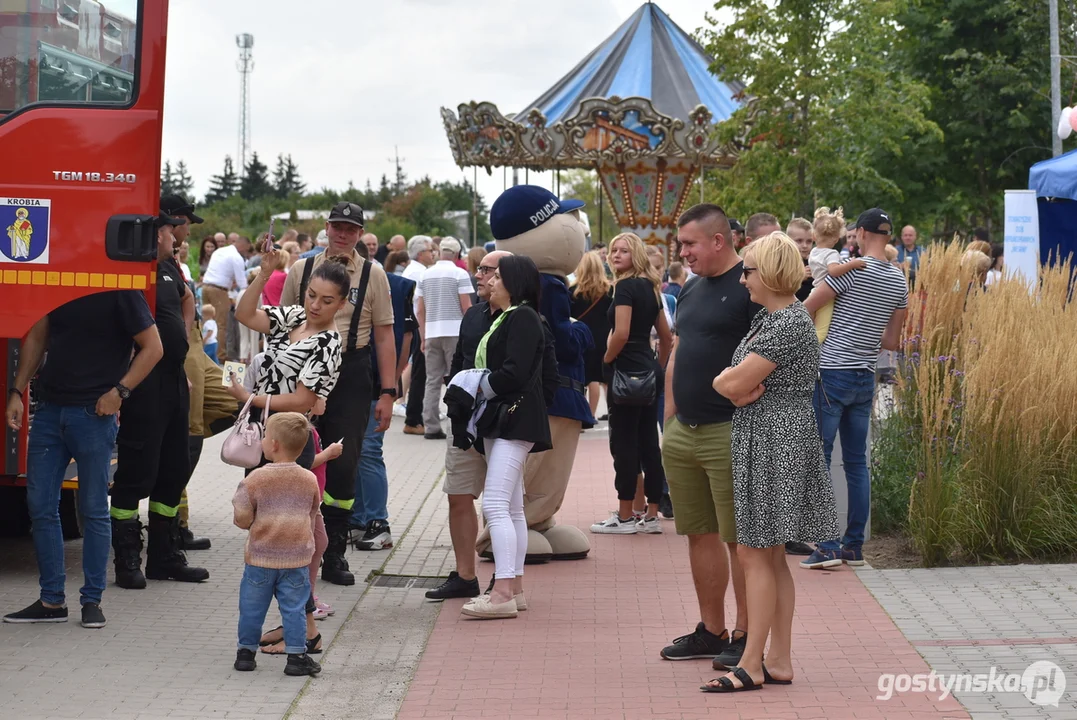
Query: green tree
561 169 619 244
205 156 239 205
173 161 194 199
240 152 274 200
272 153 306 198
160 161 175 195
702 0 941 221
895 0 1052 234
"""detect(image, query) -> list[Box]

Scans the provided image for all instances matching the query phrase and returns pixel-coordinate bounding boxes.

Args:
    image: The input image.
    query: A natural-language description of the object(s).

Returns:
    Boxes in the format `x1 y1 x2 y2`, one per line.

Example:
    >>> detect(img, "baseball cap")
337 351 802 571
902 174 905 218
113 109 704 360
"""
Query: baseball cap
327 201 364 227
490 185 585 241
440 237 462 256
728 218 744 233
855 208 893 236
160 194 203 224
155 213 185 229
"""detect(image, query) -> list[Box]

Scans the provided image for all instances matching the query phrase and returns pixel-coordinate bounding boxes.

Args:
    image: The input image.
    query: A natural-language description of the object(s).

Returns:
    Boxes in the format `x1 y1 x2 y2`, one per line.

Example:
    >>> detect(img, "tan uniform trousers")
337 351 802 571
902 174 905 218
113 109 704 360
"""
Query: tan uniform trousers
200 285 232 362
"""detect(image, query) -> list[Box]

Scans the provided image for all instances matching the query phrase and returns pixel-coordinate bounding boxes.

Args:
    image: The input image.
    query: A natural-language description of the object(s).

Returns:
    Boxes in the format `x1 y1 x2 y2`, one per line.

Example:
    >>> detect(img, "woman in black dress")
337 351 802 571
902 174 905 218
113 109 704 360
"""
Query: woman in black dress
461 256 551 620
590 233 673 536
570 251 613 418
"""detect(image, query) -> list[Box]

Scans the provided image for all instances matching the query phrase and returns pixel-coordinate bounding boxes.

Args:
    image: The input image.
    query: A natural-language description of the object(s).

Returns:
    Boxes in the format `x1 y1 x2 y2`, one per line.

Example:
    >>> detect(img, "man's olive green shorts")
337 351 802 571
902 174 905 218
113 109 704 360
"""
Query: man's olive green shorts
661 417 737 542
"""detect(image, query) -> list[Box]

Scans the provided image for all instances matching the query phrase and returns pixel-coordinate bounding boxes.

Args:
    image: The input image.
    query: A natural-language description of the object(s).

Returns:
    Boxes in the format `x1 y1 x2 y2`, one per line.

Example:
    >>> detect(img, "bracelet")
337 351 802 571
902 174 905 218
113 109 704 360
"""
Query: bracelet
8 387 22 397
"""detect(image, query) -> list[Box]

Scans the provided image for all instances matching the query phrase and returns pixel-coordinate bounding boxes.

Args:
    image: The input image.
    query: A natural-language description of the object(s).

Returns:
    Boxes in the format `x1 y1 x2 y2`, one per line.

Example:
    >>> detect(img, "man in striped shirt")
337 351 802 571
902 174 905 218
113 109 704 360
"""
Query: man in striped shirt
801 208 908 570
416 237 473 439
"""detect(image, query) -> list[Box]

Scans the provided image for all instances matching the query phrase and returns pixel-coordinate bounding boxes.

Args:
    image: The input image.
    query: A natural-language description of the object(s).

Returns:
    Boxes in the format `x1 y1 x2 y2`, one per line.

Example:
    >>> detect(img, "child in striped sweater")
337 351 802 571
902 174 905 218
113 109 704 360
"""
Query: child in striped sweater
232 412 323 677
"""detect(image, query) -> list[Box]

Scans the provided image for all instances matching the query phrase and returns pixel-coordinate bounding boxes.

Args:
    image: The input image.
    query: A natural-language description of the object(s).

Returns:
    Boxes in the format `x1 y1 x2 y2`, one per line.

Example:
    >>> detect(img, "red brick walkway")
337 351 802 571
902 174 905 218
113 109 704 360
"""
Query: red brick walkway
398 432 969 720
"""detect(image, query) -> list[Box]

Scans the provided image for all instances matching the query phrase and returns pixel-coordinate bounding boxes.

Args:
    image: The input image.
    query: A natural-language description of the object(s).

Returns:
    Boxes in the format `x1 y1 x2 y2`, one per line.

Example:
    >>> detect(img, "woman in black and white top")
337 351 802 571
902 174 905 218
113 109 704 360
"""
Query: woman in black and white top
227 240 347 468
461 255 550 620
590 233 673 536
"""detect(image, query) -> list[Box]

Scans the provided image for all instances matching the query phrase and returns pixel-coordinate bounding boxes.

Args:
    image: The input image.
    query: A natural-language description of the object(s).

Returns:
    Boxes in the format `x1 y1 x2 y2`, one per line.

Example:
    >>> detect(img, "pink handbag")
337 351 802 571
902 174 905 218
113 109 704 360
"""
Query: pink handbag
220 394 269 469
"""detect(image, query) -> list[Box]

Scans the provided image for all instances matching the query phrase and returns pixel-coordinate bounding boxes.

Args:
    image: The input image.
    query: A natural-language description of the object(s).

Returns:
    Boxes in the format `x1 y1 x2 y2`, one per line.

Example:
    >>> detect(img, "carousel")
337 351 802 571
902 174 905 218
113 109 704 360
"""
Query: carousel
441 2 753 254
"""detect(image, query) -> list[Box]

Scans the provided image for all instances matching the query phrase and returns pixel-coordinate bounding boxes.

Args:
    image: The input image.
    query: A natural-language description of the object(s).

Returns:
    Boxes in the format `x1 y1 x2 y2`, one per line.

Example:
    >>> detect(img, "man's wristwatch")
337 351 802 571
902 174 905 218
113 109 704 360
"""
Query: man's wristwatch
114 383 131 400
380 388 397 398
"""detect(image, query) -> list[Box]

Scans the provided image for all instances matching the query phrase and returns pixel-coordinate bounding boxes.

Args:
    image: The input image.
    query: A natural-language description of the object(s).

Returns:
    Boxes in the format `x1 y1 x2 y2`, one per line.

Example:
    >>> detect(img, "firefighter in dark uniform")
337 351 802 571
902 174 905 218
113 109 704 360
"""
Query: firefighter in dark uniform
108 207 210 589
280 202 397 585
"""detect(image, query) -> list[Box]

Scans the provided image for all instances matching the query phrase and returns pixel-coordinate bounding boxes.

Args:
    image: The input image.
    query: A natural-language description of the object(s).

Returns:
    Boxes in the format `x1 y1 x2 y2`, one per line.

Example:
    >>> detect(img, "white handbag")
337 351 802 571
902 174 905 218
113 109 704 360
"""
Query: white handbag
220 393 269 469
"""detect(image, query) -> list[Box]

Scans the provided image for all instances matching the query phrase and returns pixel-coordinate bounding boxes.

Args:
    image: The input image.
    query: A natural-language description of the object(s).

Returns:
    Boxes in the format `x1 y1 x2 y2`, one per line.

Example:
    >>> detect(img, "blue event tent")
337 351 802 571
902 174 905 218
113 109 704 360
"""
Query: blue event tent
516 2 744 126
1028 150 1077 265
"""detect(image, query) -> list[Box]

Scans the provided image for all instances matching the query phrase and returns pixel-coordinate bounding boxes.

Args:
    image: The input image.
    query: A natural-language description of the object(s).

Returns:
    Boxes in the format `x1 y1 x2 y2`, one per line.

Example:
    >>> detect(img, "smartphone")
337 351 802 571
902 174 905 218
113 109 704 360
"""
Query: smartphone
264 219 276 253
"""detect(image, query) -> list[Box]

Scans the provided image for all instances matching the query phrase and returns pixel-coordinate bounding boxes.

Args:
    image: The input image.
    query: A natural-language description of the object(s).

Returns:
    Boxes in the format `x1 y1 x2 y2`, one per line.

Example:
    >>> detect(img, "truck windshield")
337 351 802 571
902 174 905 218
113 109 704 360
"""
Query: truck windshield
0 0 139 120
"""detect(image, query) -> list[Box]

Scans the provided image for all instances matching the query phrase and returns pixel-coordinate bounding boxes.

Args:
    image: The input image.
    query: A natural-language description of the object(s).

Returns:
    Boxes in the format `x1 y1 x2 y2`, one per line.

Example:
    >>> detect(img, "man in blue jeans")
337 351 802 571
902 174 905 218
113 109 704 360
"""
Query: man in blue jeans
801 208 908 569
3 285 164 628
351 257 417 550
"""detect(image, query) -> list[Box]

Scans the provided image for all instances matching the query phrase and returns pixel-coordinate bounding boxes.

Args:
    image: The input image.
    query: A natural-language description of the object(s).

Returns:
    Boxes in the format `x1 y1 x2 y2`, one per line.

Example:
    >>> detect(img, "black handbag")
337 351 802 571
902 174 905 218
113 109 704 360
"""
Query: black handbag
610 367 656 406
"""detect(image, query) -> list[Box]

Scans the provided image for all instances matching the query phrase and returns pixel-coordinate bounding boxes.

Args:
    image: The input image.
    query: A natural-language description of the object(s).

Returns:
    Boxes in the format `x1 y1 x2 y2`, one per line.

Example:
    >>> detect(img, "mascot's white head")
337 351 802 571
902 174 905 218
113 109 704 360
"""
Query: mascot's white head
490 185 587 280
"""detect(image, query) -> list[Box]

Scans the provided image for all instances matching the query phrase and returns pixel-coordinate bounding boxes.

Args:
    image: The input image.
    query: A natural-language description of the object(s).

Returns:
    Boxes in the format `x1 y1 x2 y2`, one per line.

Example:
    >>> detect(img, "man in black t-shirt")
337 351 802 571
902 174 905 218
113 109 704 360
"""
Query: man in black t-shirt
658 204 758 667
2 286 163 628
108 212 209 590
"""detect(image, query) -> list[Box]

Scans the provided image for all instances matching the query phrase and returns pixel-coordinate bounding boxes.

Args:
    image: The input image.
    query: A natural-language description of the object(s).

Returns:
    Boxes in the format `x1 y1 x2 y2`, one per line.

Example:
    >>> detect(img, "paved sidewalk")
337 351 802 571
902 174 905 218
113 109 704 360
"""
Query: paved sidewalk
395 431 970 720
0 417 447 720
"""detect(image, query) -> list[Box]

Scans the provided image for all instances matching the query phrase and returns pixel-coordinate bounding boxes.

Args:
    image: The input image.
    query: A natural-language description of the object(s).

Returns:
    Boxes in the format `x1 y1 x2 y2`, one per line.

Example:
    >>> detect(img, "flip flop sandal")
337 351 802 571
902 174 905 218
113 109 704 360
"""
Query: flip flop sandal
260 634 322 655
763 665 793 685
258 625 283 647
701 667 762 693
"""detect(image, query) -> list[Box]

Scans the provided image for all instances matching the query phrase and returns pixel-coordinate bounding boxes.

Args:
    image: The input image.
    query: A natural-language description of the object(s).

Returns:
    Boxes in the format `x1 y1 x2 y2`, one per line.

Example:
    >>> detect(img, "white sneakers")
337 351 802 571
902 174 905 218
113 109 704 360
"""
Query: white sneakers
590 512 663 534
461 594 519 619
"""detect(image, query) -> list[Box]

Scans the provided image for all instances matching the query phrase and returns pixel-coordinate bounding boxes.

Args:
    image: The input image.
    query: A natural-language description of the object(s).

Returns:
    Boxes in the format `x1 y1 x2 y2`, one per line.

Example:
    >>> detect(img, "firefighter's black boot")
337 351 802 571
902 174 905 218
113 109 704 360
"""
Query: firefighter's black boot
145 513 209 583
178 524 212 550
111 517 146 589
321 518 355 586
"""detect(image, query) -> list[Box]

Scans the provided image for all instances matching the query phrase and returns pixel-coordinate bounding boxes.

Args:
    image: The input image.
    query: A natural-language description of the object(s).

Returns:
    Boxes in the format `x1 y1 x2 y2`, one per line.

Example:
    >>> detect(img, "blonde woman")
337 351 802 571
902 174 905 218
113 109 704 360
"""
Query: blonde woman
708 233 838 692
590 233 673 535
263 240 299 306
570 251 613 417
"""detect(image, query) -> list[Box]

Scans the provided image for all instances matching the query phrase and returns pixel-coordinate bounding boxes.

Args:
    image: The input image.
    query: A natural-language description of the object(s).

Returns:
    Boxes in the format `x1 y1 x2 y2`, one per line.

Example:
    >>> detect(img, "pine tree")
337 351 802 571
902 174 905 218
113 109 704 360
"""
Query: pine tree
173 161 194 198
204 156 239 205
239 151 273 200
272 154 288 197
160 161 175 195
377 174 393 205
273 154 306 198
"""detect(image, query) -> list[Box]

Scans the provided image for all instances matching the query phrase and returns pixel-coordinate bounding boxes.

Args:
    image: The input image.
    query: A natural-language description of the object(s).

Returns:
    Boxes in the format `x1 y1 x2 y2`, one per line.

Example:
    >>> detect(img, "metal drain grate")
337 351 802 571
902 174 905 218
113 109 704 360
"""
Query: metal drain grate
368 574 446 590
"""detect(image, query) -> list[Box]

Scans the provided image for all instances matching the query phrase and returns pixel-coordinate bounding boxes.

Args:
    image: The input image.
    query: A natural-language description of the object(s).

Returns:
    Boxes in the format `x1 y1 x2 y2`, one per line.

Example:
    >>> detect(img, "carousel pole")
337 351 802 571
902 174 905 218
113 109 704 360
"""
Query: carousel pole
472 166 478 247
700 164 705 203
596 165 603 243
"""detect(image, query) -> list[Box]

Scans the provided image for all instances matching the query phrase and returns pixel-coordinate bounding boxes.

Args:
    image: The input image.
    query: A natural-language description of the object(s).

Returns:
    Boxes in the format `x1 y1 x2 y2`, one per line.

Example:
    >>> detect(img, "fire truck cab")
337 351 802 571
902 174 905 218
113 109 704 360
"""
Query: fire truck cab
0 0 169 537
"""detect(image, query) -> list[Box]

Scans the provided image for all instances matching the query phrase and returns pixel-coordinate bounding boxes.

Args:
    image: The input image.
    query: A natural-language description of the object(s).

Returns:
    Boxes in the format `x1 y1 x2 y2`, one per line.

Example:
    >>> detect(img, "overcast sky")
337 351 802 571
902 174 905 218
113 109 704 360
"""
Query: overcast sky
160 0 724 209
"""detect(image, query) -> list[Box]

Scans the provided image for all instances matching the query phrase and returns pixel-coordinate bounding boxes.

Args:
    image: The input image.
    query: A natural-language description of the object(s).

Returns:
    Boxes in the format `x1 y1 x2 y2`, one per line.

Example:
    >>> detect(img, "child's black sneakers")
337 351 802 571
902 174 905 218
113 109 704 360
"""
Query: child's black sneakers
285 653 322 676
234 649 257 672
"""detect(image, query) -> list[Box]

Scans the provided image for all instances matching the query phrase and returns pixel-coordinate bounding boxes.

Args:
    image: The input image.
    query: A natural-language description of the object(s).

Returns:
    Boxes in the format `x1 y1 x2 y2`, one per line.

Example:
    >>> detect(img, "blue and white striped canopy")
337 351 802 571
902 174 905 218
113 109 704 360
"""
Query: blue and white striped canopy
517 2 743 125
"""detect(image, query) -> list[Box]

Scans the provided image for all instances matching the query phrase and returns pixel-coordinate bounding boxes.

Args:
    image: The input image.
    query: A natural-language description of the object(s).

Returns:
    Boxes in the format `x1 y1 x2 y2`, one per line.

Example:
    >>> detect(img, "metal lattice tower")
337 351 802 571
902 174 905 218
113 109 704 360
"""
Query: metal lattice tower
235 33 254 172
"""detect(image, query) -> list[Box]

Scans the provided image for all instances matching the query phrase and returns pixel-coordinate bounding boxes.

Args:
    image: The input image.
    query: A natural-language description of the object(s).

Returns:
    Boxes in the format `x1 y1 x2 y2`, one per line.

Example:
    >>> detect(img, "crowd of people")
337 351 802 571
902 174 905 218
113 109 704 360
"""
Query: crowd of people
5 183 990 690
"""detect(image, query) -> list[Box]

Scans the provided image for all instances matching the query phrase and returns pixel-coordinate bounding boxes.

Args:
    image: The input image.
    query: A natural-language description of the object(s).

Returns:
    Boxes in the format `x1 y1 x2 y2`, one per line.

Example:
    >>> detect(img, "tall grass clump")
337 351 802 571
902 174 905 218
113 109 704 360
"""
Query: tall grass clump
874 242 1077 565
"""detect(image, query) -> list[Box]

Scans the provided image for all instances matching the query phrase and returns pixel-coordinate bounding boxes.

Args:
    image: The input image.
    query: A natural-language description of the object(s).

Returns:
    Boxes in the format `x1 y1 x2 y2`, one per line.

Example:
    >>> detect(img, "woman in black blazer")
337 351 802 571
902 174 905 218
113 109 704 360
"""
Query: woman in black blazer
463 256 550 620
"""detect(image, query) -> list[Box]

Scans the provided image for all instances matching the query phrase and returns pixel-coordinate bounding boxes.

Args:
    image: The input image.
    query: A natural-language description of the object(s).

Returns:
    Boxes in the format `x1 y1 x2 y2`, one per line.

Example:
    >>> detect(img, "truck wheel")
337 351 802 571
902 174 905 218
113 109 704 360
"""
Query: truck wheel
60 489 83 540
0 486 31 537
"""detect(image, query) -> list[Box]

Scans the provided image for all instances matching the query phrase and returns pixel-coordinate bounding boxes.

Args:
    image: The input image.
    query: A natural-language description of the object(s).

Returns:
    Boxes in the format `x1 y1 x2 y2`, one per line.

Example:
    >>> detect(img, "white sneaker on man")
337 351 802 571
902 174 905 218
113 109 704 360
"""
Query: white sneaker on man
590 513 639 534
636 516 662 534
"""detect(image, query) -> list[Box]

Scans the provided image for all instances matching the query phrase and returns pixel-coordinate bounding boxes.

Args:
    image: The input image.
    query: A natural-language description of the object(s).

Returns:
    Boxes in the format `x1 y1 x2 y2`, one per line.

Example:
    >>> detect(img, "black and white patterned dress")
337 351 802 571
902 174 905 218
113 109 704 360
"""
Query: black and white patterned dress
256 305 343 400
730 303 839 549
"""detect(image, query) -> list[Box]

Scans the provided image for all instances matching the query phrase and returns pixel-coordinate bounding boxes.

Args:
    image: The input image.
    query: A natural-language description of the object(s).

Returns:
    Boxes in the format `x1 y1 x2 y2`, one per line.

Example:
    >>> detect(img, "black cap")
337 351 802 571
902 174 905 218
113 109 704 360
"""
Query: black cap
855 208 893 236
160 194 203 224
327 202 364 227
728 218 744 233
155 213 185 229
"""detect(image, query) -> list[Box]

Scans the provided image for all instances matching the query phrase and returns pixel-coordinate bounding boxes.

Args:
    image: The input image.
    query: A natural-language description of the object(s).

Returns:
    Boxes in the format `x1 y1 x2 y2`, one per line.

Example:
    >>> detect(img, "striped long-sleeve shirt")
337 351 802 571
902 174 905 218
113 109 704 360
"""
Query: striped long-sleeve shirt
232 462 320 569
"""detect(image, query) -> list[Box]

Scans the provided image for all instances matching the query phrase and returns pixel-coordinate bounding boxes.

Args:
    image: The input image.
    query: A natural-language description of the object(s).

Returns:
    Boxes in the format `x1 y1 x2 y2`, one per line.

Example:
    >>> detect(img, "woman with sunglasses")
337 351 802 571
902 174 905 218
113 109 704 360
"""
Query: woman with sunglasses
706 233 838 692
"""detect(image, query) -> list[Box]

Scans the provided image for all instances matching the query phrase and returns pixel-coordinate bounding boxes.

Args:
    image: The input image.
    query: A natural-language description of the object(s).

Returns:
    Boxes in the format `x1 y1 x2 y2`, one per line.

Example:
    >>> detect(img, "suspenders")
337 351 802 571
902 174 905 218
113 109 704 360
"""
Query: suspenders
298 255 373 354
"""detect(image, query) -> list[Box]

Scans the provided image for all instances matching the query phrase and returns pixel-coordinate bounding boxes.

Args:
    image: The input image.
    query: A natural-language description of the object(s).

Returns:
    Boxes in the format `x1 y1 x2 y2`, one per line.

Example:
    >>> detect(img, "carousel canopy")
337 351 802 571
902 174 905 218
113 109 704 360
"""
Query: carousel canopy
518 2 743 127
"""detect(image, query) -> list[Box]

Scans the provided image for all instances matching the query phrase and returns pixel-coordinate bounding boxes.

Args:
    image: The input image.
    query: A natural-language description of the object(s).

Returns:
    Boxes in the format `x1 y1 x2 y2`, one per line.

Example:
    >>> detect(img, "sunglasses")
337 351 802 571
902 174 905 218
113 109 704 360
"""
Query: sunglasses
742 266 758 279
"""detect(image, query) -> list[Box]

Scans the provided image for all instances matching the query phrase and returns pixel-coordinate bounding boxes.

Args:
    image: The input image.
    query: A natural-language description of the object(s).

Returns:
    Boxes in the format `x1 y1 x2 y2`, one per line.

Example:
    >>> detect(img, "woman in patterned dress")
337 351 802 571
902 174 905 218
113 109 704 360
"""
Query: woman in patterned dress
705 232 839 693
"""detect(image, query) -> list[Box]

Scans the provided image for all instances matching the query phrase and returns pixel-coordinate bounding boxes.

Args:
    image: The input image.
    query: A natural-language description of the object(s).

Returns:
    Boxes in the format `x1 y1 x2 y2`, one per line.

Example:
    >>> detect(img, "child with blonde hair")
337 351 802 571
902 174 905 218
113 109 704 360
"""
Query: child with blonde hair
201 304 219 364
810 207 865 342
232 412 323 677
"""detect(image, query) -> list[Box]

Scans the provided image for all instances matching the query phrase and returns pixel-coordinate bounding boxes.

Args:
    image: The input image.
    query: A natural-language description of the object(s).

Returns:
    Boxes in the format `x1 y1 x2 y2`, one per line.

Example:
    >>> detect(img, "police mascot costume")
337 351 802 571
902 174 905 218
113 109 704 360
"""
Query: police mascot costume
477 185 595 562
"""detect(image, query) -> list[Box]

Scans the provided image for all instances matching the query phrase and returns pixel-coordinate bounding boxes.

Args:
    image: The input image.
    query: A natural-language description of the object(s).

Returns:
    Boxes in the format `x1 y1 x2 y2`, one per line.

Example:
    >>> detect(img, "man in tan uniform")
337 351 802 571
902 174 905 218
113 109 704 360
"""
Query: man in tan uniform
281 201 397 585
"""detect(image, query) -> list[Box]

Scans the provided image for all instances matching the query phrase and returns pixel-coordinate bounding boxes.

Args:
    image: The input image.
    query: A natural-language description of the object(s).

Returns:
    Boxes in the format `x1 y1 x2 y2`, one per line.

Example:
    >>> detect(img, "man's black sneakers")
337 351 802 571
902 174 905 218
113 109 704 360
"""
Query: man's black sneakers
3 600 68 624
660 622 729 660
712 630 747 670
234 649 257 672
285 653 322 676
354 519 393 551
659 494 675 520
424 571 480 601
80 603 106 629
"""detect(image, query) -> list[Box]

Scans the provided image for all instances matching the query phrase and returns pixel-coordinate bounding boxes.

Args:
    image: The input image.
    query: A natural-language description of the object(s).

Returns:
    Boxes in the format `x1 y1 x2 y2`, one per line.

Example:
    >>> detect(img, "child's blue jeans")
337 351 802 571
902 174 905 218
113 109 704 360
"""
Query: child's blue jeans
237 564 310 654
204 342 219 365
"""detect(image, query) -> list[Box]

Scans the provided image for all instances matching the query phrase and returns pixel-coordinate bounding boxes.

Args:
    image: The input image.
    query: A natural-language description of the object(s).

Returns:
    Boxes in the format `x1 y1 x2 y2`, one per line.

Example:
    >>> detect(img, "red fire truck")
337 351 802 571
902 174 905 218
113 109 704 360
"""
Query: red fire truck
0 0 168 537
